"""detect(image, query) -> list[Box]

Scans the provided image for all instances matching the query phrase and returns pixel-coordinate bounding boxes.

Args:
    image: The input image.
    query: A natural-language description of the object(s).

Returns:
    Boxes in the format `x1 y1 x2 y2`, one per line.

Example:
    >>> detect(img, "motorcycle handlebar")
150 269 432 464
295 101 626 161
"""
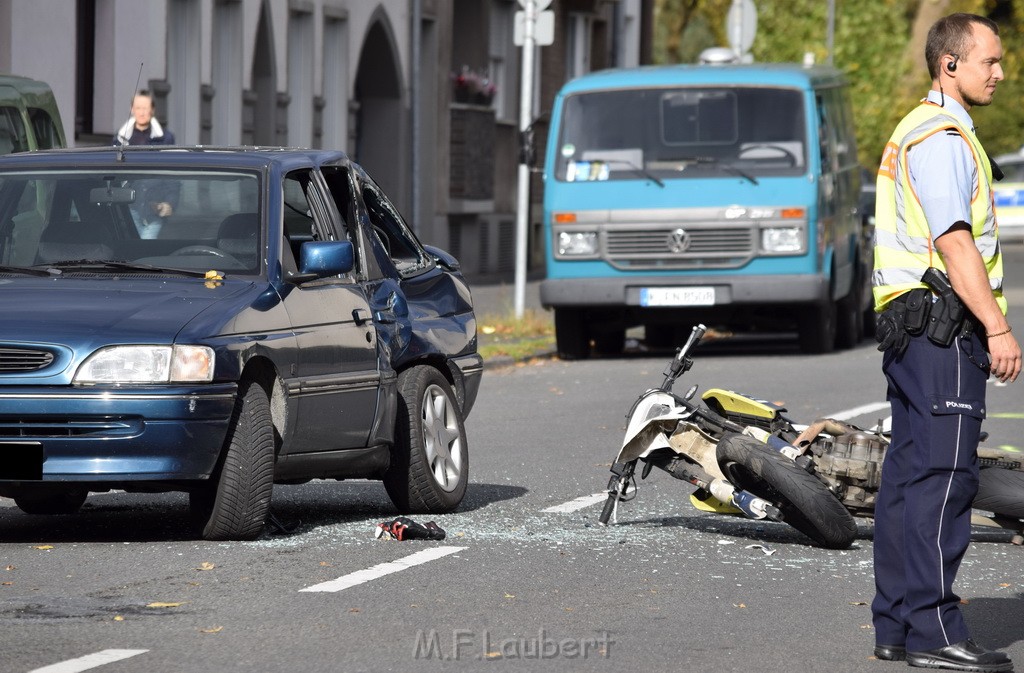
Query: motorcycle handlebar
662 324 706 391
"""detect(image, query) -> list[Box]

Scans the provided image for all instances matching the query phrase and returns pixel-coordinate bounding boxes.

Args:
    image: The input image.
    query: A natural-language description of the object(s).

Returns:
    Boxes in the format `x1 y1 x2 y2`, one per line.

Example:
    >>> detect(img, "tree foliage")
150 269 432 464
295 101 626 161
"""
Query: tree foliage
652 0 1024 168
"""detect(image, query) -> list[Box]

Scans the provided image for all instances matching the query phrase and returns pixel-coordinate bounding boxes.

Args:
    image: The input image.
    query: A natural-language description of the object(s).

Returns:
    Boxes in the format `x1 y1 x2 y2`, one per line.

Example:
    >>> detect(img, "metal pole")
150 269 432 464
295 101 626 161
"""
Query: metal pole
513 0 536 319
826 0 835 66
411 0 422 233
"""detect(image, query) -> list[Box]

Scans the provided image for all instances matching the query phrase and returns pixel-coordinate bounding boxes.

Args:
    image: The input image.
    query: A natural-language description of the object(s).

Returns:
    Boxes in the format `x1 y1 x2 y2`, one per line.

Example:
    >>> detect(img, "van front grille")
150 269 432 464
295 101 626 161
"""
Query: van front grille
604 225 755 270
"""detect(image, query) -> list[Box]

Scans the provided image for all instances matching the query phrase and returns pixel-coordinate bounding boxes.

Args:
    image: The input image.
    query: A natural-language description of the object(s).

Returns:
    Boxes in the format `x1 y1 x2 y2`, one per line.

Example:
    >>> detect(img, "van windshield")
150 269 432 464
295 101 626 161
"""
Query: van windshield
555 86 807 182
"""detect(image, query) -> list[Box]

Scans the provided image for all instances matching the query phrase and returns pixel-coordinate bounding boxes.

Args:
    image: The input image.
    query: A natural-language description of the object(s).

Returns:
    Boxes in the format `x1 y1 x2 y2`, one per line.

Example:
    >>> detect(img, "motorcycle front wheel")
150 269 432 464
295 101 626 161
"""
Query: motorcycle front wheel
717 434 858 549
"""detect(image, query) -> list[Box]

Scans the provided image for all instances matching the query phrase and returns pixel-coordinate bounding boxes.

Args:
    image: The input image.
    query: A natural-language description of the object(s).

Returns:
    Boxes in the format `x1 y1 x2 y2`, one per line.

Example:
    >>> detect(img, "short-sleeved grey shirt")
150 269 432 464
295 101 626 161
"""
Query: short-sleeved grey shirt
906 90 978 241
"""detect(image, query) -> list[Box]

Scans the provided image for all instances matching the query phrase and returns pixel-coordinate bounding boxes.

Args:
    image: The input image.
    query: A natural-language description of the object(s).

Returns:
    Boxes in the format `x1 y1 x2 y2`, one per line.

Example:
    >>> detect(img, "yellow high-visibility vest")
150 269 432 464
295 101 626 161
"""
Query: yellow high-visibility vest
872 102 1004 313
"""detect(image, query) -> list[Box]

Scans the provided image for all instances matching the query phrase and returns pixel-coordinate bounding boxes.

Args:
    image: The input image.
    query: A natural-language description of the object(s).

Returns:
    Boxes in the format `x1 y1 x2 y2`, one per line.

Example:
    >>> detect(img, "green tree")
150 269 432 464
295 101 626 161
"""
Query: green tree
652 0 1024 168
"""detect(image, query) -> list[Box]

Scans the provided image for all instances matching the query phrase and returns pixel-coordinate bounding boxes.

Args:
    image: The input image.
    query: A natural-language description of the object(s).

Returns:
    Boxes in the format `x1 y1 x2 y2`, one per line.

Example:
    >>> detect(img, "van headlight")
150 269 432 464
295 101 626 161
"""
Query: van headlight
761 227 804 253
75 345 216 384
557 231 598 256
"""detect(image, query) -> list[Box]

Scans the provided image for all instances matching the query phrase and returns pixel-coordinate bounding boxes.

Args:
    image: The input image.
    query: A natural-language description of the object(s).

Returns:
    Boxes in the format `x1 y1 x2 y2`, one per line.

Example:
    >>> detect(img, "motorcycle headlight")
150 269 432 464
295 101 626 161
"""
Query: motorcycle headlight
74 345 215 384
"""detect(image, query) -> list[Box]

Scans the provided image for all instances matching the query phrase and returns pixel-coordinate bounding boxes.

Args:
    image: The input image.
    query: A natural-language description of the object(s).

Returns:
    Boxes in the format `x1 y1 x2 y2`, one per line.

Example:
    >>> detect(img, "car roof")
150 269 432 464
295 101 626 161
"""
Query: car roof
0 145 353 172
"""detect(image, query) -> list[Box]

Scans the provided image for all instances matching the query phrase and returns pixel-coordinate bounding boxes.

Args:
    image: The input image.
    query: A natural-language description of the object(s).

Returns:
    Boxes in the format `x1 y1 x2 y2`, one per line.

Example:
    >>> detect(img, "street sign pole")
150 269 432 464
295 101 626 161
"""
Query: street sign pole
513 0 536 319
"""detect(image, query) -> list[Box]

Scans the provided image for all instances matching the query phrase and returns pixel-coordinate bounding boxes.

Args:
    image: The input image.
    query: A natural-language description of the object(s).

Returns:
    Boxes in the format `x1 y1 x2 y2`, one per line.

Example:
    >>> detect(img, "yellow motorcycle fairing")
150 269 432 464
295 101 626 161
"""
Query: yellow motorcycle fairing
701 388 782 421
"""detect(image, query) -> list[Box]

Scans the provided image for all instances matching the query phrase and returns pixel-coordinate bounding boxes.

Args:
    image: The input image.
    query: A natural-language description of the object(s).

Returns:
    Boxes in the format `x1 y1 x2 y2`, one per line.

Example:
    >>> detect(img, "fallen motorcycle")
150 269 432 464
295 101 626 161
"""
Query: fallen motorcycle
599 324 1024 549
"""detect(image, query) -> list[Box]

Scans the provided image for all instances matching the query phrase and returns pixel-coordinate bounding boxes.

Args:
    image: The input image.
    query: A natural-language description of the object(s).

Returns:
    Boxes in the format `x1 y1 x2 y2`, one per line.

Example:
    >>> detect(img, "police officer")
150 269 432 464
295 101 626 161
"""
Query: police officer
871 13 1021 673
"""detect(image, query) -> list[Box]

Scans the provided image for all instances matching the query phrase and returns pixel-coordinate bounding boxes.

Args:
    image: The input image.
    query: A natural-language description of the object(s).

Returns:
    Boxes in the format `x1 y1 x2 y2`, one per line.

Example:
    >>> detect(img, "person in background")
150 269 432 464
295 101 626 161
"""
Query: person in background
114 91 175 146
870 12 1020 673
115 92 177 238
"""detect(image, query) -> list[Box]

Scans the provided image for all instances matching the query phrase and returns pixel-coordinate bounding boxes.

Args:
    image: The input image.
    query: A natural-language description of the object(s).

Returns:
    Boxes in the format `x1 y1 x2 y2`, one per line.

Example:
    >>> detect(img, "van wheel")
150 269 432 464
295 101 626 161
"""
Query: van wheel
798 301 837 354
554 308 590 360
835 285 864 350
593 328 626 356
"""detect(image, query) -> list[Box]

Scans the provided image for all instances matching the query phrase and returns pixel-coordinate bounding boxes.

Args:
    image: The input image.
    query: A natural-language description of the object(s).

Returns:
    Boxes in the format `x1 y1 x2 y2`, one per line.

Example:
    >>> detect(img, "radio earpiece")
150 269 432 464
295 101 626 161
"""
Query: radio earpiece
946 55 959 72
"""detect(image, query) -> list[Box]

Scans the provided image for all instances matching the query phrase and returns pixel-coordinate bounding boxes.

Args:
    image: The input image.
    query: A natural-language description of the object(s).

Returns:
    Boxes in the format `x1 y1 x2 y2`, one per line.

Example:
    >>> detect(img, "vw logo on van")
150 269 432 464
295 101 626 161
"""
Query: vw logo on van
667 228 691 254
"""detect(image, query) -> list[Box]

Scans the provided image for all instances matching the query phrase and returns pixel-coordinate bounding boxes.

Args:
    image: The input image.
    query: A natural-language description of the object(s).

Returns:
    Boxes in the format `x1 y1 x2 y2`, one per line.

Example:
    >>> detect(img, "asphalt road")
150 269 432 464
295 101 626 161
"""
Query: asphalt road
1 244 1023 673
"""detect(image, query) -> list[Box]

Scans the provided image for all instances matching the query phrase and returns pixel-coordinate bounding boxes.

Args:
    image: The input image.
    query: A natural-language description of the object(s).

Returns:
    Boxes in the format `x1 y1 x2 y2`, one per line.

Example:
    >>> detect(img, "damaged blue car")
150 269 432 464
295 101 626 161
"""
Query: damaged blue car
0 146 482 539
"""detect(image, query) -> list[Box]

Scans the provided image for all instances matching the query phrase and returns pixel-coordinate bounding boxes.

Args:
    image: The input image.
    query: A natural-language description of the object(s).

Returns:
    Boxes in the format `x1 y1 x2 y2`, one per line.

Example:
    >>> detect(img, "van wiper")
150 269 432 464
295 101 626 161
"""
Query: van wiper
675 156 758 186
0 264 54 277
583 156 665 188
37 260 211 278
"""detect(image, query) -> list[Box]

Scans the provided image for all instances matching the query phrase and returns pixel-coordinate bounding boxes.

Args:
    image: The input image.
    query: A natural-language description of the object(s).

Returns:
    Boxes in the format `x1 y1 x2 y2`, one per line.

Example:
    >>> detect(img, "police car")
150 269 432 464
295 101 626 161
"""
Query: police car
994 150 1024 243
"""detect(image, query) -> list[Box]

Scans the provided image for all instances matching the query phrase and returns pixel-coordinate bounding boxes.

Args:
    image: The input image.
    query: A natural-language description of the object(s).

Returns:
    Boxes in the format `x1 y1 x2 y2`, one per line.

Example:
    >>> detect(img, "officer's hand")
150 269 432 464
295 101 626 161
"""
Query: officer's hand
988 332 1021 383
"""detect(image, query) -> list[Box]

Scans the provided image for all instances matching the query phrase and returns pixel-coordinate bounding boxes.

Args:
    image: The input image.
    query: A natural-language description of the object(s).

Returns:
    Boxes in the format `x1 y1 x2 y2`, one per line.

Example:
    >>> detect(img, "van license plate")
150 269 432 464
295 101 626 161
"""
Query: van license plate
640 287 715 307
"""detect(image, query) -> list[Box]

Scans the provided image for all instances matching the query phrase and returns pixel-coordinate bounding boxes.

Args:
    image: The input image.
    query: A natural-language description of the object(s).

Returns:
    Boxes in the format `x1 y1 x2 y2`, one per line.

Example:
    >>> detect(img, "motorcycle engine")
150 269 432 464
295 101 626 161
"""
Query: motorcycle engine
813 430 887 515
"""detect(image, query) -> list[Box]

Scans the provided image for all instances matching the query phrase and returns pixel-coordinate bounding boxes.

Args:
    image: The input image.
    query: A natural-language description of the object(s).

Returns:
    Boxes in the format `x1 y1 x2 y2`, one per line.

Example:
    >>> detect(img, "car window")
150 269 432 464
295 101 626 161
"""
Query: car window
0 107 30 154
0 169 260 273
28 108 63 150
283 169 352 278
361 182 430 276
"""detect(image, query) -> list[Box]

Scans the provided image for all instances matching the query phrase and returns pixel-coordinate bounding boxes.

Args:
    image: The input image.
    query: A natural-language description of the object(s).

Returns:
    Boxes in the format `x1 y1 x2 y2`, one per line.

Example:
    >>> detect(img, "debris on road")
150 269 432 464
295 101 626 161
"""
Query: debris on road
374 517 446 541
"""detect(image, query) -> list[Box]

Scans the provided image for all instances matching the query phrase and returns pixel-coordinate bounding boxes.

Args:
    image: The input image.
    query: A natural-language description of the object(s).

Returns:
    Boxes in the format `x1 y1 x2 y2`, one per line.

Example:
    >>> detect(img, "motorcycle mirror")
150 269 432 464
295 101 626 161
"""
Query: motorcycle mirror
684 384 698 401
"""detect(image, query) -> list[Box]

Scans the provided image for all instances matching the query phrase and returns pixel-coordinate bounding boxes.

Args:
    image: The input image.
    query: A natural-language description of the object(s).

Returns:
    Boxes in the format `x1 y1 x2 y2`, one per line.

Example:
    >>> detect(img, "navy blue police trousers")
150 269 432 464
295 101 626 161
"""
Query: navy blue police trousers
872 330 990 652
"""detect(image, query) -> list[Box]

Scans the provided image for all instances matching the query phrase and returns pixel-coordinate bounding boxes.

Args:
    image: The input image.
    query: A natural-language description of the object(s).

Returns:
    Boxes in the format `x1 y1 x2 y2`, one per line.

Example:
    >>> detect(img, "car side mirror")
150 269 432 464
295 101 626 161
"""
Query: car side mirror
291 240 354 282
424 244 460 272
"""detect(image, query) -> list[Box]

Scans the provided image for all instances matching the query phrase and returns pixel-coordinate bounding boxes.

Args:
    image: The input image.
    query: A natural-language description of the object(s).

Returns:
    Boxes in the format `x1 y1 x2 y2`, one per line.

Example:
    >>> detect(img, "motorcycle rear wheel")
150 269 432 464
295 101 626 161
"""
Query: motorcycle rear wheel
974 466 1024 520
717 433 858 549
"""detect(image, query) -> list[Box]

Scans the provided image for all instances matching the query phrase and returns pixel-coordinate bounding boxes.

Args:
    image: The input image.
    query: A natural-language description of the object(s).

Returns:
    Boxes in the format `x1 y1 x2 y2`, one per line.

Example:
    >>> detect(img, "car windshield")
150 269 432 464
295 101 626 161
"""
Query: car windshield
555 86 807 182
0 169 261 274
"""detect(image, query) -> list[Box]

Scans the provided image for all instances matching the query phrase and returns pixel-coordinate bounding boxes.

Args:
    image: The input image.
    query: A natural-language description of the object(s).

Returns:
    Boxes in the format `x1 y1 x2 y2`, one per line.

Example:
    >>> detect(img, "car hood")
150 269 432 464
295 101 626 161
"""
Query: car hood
0 276 257 345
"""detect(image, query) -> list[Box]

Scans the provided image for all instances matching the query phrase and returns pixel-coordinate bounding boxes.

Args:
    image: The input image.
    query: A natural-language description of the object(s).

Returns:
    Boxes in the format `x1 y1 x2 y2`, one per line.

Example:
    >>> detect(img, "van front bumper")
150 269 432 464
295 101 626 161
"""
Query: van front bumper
540 275 829 307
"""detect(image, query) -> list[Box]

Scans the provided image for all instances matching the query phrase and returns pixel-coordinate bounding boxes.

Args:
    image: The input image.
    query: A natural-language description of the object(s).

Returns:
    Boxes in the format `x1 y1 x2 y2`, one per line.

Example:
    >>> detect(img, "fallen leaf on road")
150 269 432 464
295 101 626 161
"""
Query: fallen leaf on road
849 601 868 606
2 582 13 586
113 615 125 621
734 603 746 608
4 565 14 571
504 593 515 599
147 602 184 608
319 561 331 567
33 545 53 550
196 562 215 571
200 626 223 634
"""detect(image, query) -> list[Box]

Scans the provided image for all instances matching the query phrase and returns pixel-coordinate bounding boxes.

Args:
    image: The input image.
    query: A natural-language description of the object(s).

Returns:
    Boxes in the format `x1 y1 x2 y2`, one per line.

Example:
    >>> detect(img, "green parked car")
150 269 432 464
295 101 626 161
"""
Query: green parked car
0 74 66 155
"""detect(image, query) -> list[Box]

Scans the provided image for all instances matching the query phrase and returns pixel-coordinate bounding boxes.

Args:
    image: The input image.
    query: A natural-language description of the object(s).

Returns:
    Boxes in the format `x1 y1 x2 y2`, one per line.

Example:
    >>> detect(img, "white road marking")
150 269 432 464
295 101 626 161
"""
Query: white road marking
826 401 890 422
541 493 608 513
28 649 148 673
299 546 467 593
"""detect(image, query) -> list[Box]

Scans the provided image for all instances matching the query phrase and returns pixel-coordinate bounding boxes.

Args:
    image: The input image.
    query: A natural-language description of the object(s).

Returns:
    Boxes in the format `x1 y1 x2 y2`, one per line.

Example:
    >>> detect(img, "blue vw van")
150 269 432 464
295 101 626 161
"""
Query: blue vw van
540 63 871 357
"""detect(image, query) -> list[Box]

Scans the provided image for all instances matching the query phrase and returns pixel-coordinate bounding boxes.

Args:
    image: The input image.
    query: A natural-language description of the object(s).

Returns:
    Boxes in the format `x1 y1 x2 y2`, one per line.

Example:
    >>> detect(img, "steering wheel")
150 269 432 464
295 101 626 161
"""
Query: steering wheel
737 143 798 167
171 245 230 258
169 245 242 266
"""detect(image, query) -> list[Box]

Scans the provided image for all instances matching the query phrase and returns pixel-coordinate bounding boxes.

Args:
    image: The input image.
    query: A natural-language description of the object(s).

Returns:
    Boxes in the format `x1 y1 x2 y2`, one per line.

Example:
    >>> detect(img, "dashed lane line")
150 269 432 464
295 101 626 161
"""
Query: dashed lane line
28 649 148 673
825 401 891 422
541 493 608 513
299 546 467 593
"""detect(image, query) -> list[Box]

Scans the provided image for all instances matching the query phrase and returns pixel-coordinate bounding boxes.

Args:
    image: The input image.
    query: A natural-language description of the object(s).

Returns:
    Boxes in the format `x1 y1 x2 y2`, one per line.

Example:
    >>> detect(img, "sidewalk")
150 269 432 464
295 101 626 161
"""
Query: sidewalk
464 272 545 316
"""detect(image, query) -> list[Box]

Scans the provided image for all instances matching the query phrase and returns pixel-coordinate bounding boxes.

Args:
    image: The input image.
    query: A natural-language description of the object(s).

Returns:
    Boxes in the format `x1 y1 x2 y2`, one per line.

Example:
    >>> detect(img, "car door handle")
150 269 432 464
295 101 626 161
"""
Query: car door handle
352 308 372 325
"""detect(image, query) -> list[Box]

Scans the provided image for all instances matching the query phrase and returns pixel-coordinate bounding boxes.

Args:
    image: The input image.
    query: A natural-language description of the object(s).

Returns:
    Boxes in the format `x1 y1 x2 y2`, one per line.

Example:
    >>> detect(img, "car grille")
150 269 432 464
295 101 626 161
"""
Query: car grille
0 347 55 373
0 418 141 438
604 225 755 270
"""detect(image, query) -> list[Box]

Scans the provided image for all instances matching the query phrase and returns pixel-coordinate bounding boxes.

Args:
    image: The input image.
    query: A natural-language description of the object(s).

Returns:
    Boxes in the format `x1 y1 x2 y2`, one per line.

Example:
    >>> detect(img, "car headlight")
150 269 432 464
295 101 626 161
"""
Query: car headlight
75 345 215 384
761 227 804 253
557 231 598 256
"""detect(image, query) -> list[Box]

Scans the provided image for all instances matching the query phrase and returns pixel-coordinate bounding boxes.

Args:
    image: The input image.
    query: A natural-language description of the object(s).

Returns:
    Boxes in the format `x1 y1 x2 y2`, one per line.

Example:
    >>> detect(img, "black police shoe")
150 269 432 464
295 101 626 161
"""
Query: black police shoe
906 639 1013 672
873 644 906 661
